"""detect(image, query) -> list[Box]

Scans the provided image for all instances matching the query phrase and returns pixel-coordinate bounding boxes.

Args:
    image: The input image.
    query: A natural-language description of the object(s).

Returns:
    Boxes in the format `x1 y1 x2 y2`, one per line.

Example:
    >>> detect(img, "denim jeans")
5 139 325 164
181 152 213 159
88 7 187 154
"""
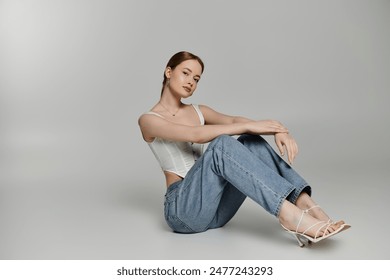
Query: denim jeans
164 134 311 233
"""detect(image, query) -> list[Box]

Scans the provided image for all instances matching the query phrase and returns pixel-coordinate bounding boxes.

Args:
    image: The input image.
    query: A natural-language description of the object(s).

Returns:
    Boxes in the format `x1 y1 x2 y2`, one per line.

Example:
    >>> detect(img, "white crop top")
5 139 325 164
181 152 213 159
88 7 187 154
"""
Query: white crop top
144 104 205 178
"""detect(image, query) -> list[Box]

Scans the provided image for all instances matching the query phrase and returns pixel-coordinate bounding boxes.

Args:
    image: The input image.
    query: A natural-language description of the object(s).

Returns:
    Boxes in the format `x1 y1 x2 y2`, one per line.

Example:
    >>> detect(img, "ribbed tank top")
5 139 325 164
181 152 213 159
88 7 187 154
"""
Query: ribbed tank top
143 104 205 178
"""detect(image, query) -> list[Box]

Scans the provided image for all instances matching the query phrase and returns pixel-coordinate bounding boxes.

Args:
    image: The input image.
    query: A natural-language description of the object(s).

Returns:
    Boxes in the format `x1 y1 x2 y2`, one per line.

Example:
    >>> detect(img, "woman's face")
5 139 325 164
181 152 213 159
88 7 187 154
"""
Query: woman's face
165 59 202 98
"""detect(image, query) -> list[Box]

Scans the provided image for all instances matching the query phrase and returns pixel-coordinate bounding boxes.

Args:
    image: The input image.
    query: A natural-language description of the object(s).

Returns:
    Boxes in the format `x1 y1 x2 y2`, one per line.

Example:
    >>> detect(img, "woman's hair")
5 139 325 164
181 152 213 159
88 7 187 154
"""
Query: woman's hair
161 51 205 96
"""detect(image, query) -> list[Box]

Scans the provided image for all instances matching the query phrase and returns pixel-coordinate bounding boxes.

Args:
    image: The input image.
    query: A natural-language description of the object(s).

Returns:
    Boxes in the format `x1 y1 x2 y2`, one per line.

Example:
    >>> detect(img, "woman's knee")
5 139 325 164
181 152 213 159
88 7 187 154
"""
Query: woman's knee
209 134 236 148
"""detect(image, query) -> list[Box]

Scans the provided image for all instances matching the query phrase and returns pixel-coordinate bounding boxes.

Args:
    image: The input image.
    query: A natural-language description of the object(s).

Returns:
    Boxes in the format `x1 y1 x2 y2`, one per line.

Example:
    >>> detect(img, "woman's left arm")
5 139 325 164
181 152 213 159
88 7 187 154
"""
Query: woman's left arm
200 105 298 164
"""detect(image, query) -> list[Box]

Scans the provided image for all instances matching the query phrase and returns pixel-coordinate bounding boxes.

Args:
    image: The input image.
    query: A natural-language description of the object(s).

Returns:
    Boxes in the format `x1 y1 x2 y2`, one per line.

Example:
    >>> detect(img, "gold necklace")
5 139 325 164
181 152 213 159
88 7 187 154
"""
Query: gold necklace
159 102 181 116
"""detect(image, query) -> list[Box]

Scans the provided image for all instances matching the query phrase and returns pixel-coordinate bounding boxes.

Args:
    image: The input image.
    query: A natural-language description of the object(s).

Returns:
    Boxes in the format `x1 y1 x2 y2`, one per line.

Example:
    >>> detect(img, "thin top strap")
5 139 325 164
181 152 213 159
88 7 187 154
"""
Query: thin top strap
192 104 205 125
143 111 165 119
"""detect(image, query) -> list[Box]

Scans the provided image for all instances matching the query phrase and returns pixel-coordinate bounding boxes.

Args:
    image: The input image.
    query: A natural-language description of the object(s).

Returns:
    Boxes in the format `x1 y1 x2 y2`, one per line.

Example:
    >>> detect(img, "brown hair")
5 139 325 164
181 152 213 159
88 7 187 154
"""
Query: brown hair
161 51 205 96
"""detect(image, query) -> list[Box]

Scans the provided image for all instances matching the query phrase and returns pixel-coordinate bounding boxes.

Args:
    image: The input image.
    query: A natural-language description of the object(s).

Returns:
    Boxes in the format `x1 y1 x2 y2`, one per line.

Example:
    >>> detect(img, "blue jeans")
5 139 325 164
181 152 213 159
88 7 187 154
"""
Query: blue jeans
164 134 311 233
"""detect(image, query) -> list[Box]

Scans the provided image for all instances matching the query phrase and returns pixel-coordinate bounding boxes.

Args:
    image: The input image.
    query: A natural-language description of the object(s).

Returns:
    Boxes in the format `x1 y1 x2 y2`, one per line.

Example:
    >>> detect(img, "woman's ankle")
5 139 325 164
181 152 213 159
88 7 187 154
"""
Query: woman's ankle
295 194 333 223
278 201 299 229
295 192 312 209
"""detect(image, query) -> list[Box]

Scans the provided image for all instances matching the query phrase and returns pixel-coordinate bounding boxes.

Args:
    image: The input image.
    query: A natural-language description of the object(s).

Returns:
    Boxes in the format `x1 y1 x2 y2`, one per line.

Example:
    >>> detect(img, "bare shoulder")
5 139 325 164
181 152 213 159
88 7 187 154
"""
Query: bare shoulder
138 113 164 142
138 113 151 127
198 104 235 125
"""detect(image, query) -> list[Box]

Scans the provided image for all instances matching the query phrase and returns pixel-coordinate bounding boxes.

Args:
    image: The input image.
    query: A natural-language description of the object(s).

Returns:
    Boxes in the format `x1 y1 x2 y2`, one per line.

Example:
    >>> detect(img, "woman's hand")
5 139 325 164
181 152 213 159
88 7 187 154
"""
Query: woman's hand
274 132 298 165
246 120 289 135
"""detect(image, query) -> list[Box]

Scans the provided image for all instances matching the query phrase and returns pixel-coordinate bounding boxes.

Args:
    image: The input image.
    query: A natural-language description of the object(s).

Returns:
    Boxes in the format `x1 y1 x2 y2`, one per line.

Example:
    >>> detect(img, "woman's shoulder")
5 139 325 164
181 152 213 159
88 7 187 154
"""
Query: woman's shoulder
139 104 166 120
138 111 165 143
138 110 165 129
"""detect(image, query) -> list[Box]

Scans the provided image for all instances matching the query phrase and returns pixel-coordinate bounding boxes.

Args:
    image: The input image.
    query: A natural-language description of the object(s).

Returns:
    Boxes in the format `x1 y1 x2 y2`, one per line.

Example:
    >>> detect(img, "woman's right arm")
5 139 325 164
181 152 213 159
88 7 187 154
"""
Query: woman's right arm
138 114 288 144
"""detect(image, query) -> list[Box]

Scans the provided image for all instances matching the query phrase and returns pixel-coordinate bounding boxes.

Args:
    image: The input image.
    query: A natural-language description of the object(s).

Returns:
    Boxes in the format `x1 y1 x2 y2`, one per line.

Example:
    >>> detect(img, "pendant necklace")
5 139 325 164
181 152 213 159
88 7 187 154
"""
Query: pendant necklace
159 102 180 116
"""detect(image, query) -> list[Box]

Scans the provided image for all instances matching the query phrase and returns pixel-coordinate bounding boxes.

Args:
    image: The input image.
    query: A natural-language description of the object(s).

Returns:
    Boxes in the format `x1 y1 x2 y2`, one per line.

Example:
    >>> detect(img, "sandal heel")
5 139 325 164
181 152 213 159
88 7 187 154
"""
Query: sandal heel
293 234 305 247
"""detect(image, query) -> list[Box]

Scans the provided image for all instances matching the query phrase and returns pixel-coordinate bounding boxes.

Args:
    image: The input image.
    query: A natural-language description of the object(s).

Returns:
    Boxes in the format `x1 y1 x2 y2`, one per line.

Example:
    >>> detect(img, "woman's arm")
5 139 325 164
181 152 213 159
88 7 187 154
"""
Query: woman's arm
138 113 287 144
199 105 298 164
139 105 298 163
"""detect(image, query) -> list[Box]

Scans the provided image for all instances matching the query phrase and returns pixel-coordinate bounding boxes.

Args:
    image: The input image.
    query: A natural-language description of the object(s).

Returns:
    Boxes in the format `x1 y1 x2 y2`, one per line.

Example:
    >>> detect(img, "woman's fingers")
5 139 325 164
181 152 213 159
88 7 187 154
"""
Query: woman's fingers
288 144 294 164
288 139 298 164
276 139 285 156
248 120 288 135
273 121 288 132
275 133 299 164
265 120 288 134
286 140 295 164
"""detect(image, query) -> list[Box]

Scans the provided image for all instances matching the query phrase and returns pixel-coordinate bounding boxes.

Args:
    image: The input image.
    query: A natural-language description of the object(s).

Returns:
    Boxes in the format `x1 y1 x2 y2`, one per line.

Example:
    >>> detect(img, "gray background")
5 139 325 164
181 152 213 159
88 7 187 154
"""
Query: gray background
0 0 389 259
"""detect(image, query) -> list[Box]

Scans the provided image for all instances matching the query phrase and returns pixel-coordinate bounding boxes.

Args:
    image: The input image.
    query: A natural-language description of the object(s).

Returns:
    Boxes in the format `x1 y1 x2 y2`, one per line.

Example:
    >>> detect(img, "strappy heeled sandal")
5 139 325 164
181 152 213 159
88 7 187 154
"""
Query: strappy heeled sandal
304 205 351 234
280 207 345 247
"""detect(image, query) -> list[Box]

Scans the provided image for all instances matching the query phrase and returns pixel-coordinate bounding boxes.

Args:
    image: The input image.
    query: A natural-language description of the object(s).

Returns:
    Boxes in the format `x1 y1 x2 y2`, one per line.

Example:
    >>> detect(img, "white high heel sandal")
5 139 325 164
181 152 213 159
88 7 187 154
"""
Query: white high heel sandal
280 206 346 247
304 205 351 235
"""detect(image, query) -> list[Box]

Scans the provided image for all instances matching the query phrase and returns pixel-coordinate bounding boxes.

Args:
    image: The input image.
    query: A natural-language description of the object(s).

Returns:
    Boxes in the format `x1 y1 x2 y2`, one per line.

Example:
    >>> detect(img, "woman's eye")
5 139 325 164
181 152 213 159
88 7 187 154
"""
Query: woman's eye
183 71 188 75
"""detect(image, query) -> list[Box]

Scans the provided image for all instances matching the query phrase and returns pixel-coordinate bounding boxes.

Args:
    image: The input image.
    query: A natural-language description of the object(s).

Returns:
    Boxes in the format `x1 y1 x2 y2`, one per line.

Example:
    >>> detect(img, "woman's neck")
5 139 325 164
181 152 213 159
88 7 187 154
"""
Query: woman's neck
160 91 182 107
158 92 184 116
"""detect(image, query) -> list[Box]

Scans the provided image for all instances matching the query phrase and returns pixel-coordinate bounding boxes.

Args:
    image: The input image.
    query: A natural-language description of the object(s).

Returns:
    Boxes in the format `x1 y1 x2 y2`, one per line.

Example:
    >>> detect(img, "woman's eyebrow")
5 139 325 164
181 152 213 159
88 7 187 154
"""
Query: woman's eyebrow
183 67 201 78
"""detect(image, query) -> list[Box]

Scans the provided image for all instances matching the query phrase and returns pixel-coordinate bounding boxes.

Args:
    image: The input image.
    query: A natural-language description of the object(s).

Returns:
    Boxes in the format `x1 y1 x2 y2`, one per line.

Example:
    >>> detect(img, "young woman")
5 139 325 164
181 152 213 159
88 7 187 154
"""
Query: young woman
138 51 350 247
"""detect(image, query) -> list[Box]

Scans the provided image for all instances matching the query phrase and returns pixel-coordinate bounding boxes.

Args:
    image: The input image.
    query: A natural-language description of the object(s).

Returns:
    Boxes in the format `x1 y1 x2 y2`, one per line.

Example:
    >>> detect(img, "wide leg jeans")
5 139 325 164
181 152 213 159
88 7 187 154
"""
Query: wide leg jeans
164 134 311 233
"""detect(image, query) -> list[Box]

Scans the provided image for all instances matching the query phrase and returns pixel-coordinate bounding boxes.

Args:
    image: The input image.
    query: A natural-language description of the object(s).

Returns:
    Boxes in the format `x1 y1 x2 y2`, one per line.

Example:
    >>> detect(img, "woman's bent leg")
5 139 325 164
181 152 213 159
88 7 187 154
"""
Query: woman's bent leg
237 134 311 203
207 182 247 229
164 135 309 233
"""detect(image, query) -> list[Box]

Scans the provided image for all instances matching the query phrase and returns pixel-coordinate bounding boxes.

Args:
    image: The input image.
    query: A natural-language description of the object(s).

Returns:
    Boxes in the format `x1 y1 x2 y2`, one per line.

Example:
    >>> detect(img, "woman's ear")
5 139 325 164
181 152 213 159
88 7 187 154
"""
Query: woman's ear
165 67 172 79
